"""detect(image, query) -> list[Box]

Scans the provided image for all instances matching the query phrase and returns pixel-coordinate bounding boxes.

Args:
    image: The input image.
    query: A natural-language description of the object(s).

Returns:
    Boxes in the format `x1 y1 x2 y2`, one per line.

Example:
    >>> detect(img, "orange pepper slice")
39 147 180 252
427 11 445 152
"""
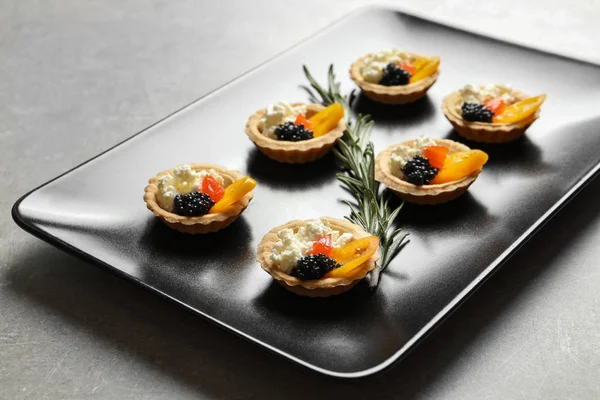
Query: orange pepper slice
430 150 488 185
294 113 313 130
423 145 449 169
308 103 344 137
409 57 440 83
493 94 546 124
331 237 372 264
412 58 429 70
325 236 379 278
209 176 256 213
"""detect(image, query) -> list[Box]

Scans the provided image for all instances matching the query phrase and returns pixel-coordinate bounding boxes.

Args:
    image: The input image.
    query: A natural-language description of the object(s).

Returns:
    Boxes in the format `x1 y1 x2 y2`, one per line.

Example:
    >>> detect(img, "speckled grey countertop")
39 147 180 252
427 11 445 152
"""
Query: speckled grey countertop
1 1 599 399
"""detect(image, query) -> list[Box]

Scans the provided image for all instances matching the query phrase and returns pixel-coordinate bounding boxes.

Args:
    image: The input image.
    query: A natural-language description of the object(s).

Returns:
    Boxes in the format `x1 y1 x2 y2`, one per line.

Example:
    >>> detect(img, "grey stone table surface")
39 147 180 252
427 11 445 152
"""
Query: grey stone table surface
1 1 599 399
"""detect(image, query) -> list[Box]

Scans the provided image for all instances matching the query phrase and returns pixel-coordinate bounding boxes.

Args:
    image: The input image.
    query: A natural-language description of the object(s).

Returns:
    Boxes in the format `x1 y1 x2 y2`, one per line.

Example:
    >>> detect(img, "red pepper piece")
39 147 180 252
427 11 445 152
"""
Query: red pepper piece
201 175 225 202
423 146 450 170
399 63 416 75
484 98 506 115
311 234 333 257
294 114 313 131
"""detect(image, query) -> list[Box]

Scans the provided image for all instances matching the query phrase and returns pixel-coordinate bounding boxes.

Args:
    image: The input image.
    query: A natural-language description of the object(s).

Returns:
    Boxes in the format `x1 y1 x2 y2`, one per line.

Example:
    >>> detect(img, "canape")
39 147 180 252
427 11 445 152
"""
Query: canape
144 163 255 234
350 49 440 104
375 136 488 205
442 83 546 143
257 217 380 297
245 101 345 163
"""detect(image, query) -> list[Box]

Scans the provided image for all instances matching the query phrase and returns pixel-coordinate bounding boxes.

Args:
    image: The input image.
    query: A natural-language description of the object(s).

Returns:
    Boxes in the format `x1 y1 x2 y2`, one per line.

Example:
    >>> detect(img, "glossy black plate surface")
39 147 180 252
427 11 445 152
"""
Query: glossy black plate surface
12 7 600 378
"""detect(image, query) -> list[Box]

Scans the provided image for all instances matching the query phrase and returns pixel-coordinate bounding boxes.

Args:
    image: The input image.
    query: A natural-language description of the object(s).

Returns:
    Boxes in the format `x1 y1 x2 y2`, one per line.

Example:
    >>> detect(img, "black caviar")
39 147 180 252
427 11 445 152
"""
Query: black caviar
402 155 438 186
275 121 314 142
378 62 411 86
173 192 214 216
290 254 340 281
461 102 494 123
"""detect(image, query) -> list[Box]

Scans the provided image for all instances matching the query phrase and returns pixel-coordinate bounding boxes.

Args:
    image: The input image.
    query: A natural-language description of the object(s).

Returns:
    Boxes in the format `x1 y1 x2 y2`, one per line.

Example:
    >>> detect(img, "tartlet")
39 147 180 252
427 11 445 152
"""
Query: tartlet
245 103 345 163
144 163 254 234
350 51 440 104
375 138 484 205
257 217 379 297
442 87 544 143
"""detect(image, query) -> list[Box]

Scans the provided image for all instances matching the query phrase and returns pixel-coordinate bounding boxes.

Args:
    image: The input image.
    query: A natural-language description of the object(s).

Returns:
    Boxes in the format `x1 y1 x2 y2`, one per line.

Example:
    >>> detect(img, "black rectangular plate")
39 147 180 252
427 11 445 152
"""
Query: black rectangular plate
13 7 600 378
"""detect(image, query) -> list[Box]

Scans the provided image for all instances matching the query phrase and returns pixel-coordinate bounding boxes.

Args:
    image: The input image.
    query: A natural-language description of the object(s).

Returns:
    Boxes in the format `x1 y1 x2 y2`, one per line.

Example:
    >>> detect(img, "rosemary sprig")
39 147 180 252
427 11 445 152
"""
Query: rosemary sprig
302 65 409 289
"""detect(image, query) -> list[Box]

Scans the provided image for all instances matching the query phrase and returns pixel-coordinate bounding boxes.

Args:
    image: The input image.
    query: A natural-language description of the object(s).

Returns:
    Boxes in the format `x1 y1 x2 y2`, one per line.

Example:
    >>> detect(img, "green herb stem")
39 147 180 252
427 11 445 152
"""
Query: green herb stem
302 65 409 289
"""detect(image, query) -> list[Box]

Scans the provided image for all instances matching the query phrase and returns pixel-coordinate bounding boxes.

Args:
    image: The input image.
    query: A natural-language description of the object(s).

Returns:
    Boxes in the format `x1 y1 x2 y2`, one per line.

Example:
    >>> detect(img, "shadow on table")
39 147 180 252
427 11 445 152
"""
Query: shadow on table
5 175 600 399
351 92 436 128
246 148 338 190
